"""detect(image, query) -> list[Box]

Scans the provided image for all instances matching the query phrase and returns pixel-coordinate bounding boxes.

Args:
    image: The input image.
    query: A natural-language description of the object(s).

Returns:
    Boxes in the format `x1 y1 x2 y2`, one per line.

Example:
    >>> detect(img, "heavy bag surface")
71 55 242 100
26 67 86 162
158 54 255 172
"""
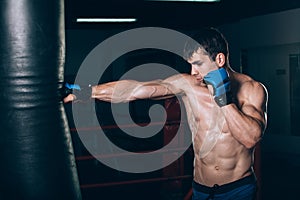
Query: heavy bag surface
0 0 82 199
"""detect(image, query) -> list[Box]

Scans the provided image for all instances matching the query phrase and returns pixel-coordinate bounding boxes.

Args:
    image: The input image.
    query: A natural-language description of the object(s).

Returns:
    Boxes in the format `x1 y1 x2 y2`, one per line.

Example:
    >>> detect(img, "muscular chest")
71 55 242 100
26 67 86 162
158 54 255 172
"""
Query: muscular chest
182 89 224 128
182 87 231 148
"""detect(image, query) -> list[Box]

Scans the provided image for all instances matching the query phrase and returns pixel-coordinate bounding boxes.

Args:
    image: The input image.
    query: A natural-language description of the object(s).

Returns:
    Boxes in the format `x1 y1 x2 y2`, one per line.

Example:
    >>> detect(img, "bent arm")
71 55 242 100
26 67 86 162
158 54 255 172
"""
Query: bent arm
222 82 268 149
91 75 185 103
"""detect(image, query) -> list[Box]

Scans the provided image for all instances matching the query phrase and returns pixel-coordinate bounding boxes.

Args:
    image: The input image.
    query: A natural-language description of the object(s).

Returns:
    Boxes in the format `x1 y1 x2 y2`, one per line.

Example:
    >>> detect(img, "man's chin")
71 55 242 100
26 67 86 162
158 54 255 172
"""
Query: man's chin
200 82 207 87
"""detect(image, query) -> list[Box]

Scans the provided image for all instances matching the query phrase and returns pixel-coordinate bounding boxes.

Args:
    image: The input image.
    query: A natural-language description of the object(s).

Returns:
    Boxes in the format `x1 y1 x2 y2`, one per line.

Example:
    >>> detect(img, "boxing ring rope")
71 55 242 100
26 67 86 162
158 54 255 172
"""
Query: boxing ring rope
70 121 194 199
70 119 183 132
80 175 192 189
75 147 189 161
68 103 194 199
71 119 188 161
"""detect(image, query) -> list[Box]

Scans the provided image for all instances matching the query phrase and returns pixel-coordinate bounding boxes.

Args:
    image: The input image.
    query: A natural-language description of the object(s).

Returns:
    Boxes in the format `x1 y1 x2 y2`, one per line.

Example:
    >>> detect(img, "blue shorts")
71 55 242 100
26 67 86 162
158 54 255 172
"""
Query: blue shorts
192 174 257 200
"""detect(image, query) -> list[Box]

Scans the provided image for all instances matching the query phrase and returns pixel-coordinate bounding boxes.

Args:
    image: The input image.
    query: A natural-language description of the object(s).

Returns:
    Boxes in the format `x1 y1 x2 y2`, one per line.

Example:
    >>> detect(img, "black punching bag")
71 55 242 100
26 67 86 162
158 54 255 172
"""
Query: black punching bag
0 0 82 199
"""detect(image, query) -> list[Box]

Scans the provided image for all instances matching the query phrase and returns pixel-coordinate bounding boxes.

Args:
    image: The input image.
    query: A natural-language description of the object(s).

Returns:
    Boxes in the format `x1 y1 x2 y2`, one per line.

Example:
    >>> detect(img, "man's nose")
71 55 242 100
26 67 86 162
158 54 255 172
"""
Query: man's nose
191 66 199 76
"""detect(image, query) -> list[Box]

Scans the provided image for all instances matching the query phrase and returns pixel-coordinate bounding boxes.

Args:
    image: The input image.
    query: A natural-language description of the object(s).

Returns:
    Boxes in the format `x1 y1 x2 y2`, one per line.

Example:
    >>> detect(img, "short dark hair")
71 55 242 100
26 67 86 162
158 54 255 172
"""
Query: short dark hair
183 27 229 62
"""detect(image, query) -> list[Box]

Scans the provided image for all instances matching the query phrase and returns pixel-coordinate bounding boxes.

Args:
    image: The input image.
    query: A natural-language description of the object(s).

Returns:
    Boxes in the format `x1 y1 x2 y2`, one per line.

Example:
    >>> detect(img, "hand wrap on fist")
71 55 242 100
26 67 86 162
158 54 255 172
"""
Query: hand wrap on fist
60 82 92 102
203 68 233 107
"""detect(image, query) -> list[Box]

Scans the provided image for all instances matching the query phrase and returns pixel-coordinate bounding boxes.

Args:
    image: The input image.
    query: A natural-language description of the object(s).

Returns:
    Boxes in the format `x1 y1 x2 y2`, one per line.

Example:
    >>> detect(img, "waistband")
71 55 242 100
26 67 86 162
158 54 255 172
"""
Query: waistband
192 174 257 194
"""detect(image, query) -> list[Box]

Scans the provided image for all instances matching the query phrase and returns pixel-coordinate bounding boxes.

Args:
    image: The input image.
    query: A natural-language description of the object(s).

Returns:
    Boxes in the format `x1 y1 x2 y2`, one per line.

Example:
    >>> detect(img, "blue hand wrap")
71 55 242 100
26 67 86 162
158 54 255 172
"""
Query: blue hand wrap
204 68 232 107
61 82 91 101
65 83 81 90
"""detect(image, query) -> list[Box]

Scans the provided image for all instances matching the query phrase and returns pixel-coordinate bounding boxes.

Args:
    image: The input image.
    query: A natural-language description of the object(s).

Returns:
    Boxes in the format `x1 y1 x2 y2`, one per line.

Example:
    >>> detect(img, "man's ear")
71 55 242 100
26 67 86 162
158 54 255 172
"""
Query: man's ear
215 53 226 67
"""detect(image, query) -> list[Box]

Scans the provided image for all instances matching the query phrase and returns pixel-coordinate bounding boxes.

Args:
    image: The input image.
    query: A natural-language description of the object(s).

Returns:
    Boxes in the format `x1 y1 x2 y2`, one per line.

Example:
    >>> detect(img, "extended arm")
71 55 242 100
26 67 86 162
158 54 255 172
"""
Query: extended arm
91 79 177 103
64 74 184 103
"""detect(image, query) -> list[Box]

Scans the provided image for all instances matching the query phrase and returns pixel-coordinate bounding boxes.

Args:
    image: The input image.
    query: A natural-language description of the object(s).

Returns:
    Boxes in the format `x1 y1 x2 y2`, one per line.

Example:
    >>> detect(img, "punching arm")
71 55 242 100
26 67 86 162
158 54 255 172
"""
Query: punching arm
91 79 179 103
62 74 186 103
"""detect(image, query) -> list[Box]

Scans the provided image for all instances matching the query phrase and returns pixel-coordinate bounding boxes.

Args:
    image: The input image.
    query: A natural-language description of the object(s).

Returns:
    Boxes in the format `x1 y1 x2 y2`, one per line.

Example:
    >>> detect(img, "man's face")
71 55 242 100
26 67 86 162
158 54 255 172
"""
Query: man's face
187 49 219 84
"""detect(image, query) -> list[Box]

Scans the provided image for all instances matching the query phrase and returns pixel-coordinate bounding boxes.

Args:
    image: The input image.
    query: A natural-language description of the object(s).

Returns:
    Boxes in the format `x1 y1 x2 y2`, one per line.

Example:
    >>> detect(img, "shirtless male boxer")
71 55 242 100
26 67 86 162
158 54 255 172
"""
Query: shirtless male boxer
63 27 268 200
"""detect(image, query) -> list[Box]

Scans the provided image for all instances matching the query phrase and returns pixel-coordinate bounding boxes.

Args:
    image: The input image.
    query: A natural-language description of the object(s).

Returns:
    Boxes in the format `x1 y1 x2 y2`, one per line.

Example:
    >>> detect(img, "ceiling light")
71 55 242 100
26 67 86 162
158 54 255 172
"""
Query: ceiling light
76 18 137 23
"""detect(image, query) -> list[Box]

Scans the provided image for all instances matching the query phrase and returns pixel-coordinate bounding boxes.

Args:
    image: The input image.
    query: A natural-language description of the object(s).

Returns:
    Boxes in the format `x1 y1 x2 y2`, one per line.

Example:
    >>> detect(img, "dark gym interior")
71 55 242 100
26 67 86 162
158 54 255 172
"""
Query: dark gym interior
1 0 300 199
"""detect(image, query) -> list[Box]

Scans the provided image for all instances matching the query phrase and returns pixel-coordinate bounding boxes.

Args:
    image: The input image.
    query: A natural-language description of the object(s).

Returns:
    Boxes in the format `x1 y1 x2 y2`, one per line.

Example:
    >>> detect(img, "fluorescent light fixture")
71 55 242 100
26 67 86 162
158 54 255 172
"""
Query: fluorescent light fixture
147 0 220 2
76 18 137 23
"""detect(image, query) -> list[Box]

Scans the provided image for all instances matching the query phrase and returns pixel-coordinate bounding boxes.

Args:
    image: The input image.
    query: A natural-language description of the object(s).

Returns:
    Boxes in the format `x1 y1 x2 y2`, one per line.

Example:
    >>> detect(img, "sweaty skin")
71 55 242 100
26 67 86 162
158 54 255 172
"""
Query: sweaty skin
69 49 268 187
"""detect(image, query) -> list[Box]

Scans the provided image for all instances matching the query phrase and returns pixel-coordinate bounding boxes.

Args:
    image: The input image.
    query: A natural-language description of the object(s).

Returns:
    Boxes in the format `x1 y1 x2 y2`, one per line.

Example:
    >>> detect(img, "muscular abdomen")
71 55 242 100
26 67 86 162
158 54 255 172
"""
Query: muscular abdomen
193 132 253 186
